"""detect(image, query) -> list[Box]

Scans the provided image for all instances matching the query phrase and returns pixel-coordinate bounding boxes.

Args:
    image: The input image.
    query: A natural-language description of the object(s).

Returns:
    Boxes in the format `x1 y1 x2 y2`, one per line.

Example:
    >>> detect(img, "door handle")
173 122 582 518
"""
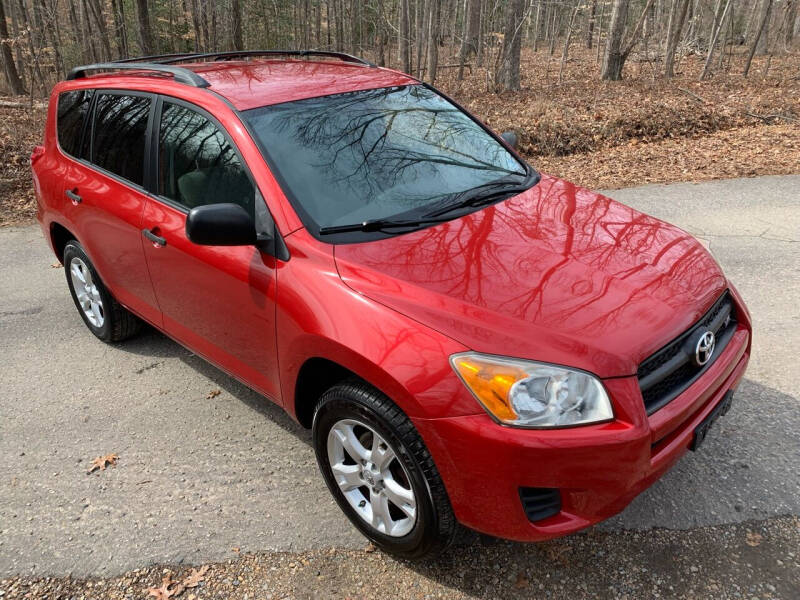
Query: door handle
65 189 82 204
142 229 167 247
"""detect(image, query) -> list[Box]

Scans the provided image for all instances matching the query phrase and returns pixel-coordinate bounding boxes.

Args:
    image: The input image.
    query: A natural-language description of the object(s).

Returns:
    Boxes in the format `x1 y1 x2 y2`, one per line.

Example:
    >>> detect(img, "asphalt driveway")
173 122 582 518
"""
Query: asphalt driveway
1 175 798 578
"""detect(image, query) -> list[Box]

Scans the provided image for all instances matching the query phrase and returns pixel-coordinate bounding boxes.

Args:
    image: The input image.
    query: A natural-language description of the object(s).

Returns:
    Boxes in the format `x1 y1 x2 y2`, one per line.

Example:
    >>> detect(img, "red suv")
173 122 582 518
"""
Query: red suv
31 51 752 558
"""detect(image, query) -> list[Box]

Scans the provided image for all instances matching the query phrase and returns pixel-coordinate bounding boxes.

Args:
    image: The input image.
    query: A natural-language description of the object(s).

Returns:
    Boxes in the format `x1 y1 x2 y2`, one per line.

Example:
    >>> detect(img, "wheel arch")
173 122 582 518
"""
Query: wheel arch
49 221 77 263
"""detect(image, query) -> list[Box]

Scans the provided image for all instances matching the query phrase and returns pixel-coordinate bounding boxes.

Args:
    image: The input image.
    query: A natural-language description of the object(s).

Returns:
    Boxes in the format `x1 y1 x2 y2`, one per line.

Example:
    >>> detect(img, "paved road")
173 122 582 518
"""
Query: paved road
1 175 798 577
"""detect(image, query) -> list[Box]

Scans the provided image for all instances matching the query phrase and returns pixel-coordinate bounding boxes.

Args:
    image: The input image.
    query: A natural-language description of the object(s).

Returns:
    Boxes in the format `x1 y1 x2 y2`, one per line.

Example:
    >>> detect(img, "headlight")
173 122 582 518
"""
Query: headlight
450 352 613 428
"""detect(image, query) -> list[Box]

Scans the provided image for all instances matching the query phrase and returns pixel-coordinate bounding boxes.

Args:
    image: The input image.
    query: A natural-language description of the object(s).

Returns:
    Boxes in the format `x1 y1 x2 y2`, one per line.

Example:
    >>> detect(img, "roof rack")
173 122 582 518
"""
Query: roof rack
113 52 209 64
117 49 376 68
67 62 210 87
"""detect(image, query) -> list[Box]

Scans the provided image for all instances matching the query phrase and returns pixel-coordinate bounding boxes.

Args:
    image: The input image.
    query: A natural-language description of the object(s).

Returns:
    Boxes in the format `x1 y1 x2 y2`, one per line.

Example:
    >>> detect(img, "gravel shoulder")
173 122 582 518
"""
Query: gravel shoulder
2 517 798 599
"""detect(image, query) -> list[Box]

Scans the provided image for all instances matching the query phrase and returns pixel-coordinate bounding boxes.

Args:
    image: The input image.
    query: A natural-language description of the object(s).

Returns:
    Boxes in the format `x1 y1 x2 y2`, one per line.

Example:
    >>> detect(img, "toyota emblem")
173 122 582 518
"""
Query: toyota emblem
694 331 716 366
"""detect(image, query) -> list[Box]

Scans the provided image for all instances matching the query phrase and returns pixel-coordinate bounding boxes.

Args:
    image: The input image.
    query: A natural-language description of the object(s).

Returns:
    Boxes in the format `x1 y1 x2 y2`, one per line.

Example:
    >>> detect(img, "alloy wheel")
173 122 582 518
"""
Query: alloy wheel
69 256 104 327
326 418 417 537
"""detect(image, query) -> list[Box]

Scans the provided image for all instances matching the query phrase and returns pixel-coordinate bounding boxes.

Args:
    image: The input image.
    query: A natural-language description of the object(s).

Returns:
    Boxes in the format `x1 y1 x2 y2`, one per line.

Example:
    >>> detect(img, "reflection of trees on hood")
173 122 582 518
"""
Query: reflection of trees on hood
266 86 519 197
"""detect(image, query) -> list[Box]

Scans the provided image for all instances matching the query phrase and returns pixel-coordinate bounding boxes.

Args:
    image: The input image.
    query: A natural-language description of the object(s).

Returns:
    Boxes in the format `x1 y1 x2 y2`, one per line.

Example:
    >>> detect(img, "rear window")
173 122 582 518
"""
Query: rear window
56 90 93 157
91 93 151 187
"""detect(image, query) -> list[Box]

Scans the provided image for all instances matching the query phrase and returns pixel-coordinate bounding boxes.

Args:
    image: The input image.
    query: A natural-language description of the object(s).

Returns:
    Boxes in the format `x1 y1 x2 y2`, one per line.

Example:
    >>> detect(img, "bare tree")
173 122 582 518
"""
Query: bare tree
0 0 25 94
601 0 655 81
754 0 773 55
495 0 525 90
426 0 442 82
135 0 155 54
399 0 411 72
664 0 690 78
700 0 731 80
231 0 243 50
458 0 481 79
744 0 773 77
586 0 597 48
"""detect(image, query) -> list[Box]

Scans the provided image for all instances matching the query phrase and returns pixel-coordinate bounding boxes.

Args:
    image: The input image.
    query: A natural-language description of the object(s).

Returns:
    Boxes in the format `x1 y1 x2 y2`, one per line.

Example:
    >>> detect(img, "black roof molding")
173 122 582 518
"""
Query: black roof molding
67 62 211 87
114 49 377 68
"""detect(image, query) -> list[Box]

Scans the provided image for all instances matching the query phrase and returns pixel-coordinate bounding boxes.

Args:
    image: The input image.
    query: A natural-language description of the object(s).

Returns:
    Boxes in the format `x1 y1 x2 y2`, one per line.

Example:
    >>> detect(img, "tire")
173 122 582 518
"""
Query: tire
63 240 141 342
312 380 457 559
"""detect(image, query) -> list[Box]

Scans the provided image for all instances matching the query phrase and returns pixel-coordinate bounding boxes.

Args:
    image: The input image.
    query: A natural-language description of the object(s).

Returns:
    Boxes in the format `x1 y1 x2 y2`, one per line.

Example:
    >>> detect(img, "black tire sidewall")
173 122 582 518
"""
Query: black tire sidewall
313 388 439 557
63 241 113 341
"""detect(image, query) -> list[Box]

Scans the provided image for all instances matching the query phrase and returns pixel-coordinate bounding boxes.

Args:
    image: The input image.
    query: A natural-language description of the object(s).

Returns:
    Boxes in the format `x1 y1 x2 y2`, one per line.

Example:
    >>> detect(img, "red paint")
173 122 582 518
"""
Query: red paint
32 60 752 543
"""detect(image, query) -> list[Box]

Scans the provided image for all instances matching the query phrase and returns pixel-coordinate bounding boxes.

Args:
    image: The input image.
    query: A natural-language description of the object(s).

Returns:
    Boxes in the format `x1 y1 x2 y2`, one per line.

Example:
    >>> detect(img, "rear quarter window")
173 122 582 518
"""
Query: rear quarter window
56 90 93 157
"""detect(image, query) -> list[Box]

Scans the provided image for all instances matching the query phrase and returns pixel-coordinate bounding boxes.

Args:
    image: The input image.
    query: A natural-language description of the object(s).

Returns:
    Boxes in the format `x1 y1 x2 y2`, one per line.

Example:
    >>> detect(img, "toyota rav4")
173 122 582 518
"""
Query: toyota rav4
31 50 752 558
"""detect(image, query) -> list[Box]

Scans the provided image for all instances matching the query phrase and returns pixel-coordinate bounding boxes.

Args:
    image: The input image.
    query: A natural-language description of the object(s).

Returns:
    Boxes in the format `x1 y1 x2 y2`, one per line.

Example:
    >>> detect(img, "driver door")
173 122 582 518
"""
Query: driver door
141 98 281 401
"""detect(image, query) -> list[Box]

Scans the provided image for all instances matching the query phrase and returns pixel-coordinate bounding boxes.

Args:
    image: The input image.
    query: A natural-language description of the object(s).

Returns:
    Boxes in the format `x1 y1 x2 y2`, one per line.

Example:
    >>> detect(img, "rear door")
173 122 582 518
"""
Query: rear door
140 97 281 401
58 90 161 325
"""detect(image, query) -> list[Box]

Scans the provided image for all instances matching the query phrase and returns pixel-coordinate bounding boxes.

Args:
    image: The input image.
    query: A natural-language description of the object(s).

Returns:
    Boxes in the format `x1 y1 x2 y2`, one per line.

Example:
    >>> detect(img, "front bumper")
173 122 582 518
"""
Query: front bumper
412 322 751 542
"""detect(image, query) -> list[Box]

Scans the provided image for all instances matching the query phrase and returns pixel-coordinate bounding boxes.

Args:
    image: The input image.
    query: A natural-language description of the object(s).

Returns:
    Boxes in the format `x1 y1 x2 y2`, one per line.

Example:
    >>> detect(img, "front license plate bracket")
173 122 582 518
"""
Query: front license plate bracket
690 391 734 452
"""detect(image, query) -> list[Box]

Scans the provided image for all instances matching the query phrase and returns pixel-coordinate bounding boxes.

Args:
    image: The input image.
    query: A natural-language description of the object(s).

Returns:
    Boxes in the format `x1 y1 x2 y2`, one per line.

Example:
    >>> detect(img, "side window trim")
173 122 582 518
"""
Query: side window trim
69 89 156 194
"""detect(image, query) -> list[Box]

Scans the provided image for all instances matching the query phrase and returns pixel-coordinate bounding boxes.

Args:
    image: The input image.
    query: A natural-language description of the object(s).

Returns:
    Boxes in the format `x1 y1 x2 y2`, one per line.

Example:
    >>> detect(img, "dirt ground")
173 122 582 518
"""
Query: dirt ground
1 47 798 227
2 517 797 599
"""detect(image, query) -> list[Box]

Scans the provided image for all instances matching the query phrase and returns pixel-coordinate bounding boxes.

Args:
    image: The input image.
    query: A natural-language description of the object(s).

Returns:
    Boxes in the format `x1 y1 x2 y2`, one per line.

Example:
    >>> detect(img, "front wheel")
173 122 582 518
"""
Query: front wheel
312 381 456 559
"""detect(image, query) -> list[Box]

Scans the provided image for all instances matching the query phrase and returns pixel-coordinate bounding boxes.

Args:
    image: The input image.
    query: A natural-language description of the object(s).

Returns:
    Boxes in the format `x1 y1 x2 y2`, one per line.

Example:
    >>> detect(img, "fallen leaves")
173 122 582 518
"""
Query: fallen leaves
147 567 209 599
148 575 184 600
183 566 209 589
87 453 119 474
50 262 62 268
206 389 221 399
745 530 763 547
513 572 529 589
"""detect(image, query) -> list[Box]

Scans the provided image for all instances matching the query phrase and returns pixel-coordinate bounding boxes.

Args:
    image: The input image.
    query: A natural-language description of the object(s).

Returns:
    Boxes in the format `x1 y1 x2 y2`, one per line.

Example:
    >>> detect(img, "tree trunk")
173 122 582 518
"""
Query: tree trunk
586 0 597 48
0 0 25 94
458 0 481 79
86 0 112 60
664 0 690 78
784 0 797 47
231 0 243 50
744 0 773 76
700 0 731 80
427 0 441 82
602 0 629 80
376 0 386 66
560 1 581 82
135 0 154 54
399 0 411 72
601 0 654 80
494 0 524 91
111 0 128 57
755 0 772 55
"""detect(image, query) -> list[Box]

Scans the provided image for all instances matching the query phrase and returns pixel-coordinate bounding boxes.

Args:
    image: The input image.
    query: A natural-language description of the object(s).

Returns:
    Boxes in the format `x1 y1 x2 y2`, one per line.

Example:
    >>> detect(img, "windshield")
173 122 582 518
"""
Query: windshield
243 85 530 241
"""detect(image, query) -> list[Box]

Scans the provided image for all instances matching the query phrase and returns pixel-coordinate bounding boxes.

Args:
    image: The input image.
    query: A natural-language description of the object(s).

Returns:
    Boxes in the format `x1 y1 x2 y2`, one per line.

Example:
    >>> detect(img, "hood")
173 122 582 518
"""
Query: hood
334 175 727 378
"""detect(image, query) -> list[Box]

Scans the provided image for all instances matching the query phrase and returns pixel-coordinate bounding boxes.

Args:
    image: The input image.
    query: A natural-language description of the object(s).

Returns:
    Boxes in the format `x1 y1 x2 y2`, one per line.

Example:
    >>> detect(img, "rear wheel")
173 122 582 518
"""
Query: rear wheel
63 241 141 342
312 381 456 559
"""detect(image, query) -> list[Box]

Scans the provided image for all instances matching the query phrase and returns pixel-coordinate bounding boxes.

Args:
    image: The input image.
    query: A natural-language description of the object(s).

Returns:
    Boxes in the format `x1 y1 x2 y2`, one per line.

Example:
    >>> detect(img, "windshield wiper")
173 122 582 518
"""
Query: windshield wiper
318 169 538 236
423 177 534 218
318 215 455 235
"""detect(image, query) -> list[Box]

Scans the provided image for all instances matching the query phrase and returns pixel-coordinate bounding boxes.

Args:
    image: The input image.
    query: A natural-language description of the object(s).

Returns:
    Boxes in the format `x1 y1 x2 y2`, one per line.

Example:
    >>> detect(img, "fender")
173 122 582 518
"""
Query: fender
276 229 482 421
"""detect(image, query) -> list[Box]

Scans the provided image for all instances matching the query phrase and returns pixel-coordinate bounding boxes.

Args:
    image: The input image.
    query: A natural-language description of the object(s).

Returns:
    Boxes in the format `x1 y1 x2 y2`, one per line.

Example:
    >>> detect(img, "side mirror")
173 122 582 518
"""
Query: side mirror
500 130 519 150
186 203 257 246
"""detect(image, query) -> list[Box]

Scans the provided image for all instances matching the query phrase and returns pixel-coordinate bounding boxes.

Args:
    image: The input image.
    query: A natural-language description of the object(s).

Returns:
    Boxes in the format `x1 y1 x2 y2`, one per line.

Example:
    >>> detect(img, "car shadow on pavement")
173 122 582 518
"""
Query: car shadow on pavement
114 323 311 442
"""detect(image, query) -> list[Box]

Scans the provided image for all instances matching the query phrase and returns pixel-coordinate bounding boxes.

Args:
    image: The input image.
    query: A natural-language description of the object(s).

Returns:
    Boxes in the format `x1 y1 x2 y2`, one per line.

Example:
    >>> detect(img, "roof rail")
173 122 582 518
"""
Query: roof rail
156 50 377 68
113 52 207 64
67 62 210 87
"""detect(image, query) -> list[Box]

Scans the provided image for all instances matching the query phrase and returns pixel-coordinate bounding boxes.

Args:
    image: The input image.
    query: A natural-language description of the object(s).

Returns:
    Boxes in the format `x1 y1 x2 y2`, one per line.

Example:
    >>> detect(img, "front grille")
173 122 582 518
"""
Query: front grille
519 487 561 522
638 291 737 414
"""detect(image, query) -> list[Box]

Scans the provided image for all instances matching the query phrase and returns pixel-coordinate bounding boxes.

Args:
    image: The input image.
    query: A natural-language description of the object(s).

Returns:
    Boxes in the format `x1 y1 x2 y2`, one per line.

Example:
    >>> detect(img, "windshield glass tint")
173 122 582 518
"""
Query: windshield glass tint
244 85 525 232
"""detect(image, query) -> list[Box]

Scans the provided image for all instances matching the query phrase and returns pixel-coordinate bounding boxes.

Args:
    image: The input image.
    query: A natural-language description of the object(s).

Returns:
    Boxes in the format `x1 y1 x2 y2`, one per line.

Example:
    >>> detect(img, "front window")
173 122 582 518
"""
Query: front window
158 101 255 216
244 85 531 242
